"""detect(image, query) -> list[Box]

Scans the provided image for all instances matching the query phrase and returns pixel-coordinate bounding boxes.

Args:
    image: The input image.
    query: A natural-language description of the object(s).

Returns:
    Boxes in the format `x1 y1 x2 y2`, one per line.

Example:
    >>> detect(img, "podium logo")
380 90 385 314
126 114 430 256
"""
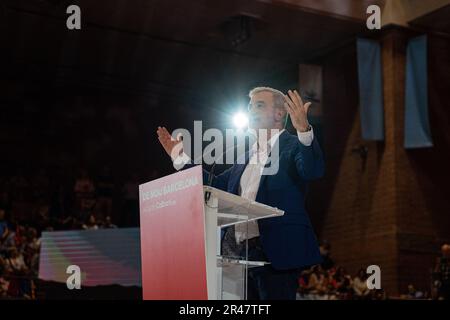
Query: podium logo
170 121 280 175
66 265 81 289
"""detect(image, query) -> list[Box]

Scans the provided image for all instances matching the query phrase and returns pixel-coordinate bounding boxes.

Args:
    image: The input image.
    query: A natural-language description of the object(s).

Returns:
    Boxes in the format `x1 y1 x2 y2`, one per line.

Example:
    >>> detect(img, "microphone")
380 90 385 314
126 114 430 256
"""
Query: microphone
204 138 248 203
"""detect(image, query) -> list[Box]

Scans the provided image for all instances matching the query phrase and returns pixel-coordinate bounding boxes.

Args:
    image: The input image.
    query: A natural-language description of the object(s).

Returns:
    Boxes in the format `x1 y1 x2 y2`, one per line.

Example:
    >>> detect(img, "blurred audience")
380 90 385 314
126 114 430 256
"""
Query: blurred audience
102 216 118 229
297 265 382 300
352 268 370 299
82 214 99 230
402 284 425 299
297 243 450 300
433 243 450 300
0 165 144 299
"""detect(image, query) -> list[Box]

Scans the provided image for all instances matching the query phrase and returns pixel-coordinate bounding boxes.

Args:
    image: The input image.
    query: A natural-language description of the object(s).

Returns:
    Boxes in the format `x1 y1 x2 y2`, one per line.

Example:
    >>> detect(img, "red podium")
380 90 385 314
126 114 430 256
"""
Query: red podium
139 166 283 300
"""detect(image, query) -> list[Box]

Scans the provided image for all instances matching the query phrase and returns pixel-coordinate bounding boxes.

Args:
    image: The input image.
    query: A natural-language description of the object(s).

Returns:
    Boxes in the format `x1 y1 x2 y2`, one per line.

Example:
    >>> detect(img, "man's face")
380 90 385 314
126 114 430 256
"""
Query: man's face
248 91 280 130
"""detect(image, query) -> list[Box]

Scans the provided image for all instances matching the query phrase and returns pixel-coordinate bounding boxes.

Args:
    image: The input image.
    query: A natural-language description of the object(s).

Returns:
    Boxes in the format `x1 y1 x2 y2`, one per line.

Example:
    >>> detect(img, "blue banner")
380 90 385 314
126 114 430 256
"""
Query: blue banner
357 38 384 141
404 35 433 148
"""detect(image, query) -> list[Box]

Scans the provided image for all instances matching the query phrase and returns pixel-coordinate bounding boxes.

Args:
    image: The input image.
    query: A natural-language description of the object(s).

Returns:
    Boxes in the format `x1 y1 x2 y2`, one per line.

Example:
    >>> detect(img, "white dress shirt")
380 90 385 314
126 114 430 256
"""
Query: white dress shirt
234 127 314 243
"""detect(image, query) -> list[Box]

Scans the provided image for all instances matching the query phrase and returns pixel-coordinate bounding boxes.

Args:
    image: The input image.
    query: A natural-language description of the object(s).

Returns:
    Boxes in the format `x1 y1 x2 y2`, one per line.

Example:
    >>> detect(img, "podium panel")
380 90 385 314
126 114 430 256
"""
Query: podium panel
139 166 207 299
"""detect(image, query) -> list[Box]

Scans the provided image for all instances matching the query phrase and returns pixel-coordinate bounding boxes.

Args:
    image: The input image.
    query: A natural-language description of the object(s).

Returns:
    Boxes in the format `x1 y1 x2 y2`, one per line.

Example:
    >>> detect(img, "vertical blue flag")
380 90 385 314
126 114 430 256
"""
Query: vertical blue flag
404 35 433 148
357 38 384 141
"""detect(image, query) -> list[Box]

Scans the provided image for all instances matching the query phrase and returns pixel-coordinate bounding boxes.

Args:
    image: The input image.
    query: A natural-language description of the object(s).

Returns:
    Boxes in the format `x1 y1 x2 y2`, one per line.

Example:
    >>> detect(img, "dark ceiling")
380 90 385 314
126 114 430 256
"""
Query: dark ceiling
2 1 449 107
2 0 373 105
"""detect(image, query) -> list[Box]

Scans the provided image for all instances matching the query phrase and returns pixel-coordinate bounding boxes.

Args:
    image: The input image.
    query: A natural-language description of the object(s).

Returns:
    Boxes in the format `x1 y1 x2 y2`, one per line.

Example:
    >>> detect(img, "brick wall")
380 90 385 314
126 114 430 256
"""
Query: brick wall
310 27 450 296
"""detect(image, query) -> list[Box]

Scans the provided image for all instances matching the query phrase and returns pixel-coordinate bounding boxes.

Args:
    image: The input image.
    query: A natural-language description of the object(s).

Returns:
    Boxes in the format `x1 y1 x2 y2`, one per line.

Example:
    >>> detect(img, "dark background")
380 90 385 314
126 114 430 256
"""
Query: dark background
1 0 450 297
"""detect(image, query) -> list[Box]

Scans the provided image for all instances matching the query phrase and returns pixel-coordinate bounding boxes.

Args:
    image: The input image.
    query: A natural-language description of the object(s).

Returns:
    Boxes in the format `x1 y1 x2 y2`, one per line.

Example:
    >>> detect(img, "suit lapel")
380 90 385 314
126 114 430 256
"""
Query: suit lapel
256 130 289 194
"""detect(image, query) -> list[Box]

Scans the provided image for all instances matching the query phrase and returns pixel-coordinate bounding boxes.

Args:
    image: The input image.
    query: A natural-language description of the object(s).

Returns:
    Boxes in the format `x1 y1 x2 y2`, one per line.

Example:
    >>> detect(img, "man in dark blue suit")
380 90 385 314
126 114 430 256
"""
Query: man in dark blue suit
157 87 324 300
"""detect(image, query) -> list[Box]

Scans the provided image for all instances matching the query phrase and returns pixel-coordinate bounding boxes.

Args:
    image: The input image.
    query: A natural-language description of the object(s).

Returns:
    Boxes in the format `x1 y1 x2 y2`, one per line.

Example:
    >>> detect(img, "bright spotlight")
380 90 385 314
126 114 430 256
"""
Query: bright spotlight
233 112 249 129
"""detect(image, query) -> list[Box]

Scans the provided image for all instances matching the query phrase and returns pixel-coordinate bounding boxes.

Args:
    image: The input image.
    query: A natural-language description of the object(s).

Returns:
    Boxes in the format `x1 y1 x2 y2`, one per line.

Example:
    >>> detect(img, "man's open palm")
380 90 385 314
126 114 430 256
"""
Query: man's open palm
157 126 182 159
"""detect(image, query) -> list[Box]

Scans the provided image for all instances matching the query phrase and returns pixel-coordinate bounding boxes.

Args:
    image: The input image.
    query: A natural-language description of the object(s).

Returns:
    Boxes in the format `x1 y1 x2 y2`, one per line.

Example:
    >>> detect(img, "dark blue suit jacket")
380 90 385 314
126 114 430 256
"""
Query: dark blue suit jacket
194 130 324 270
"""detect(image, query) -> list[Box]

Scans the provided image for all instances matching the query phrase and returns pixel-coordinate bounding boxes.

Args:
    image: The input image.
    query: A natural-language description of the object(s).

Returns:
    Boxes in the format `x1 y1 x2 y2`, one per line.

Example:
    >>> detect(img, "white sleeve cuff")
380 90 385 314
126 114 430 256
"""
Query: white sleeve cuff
172 152 191 171
297 126 314 146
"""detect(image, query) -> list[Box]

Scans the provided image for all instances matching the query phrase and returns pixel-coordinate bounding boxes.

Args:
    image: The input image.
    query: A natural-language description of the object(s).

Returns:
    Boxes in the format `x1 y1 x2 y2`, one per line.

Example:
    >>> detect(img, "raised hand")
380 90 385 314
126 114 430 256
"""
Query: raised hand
156 126 183 159
284 89 312 132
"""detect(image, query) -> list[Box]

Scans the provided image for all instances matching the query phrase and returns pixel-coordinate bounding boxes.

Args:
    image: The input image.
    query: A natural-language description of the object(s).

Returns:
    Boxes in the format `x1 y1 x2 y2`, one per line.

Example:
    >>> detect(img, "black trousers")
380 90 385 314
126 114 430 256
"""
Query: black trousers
239 237 301 300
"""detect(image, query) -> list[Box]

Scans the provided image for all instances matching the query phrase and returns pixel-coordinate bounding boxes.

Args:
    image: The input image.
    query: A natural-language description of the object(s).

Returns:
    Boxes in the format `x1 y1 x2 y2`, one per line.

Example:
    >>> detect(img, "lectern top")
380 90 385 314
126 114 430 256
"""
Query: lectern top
203 186 284 227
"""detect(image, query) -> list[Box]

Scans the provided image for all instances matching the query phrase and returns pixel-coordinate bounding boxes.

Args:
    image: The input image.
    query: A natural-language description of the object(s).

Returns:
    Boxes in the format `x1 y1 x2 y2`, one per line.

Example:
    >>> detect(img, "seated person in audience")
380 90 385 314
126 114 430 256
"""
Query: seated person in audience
82 214 99 230
101 216 117 229
308 265 328 297
5 248 28 275
0 226 16 255
353 268 370 299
